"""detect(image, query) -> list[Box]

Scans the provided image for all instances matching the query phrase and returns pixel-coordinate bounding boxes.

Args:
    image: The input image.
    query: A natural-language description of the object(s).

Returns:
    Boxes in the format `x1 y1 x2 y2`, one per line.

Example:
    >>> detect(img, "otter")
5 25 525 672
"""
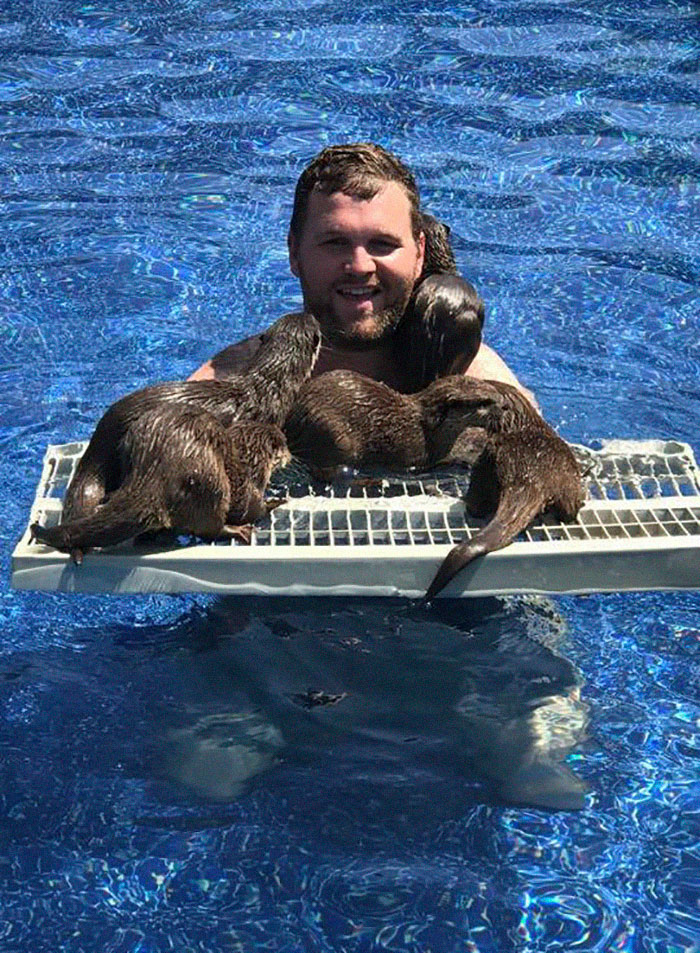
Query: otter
284 370 501 480
423 381 585 601
284 370 429 481
284 370 584 600
396 215 485 392
61 310 320 525
31 408 290 560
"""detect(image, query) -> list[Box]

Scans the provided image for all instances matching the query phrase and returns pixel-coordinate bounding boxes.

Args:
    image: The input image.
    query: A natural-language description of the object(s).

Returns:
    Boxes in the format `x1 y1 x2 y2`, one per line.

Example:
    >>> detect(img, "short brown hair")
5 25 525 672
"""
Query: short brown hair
289 142 423 240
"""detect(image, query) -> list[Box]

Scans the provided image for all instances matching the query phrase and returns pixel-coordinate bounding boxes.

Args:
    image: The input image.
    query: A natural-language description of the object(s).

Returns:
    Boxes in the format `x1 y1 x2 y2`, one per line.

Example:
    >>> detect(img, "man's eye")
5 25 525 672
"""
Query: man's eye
322 238 346 247
370 240 398 254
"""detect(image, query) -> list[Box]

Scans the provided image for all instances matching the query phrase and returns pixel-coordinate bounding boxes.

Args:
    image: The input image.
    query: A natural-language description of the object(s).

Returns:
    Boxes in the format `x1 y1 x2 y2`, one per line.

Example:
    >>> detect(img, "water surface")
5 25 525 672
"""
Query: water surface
1 1 699 950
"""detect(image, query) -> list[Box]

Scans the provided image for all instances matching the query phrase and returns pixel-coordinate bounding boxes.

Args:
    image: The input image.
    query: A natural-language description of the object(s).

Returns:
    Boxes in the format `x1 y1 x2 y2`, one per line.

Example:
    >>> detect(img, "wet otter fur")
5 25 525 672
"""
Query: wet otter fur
284 370 584 600
285 370 428 480
397 215 485 391
285 370 501 480
61 311 320 524
31 408 290 559
424 381 586 601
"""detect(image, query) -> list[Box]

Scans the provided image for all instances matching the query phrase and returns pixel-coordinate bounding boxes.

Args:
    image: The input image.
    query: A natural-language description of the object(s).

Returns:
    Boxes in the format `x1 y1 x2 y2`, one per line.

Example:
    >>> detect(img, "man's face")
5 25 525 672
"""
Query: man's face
288 182 425 347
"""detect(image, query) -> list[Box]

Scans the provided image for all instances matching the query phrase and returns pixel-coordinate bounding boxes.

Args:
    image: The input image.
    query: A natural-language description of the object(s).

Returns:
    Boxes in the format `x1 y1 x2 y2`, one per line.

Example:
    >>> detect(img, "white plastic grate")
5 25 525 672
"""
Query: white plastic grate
11 438 700 597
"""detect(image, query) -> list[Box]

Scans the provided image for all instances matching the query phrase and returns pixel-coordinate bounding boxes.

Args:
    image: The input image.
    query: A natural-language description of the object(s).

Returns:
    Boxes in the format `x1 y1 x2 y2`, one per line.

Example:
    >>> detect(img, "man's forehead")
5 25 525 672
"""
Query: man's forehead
306 182 414 231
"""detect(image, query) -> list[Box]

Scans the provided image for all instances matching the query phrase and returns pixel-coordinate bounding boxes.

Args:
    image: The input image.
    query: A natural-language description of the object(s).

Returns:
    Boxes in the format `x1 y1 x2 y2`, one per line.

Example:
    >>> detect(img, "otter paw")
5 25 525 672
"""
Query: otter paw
222 524 254 545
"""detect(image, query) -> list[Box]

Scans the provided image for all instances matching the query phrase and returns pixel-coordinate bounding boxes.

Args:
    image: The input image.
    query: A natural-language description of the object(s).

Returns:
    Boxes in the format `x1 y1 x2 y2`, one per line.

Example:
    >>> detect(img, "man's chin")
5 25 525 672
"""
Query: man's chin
325 308 402 348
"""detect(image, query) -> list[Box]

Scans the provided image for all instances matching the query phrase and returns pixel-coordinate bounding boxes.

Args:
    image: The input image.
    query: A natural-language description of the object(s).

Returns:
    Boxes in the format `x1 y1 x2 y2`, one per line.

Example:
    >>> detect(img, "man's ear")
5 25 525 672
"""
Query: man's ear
416 229 426 276
288 230 300 277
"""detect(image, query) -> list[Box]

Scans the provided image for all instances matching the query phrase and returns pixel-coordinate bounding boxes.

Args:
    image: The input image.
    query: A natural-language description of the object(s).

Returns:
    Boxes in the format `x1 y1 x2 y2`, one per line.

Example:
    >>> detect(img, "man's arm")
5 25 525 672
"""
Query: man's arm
467 342 539 410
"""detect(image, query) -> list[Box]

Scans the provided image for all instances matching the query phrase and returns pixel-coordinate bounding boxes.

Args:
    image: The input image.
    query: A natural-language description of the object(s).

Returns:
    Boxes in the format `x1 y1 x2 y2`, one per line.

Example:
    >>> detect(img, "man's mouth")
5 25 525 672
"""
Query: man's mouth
336 285 381 301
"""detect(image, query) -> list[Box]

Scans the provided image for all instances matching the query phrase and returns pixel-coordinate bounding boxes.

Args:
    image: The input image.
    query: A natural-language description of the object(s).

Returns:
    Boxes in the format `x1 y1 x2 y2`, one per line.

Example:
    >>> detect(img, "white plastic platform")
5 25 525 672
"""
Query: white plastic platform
11 439 700 597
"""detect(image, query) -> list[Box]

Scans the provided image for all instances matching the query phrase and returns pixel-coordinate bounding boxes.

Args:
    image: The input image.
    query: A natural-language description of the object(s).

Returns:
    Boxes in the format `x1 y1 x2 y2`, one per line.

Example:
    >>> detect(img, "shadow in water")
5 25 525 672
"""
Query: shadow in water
148 595 589 813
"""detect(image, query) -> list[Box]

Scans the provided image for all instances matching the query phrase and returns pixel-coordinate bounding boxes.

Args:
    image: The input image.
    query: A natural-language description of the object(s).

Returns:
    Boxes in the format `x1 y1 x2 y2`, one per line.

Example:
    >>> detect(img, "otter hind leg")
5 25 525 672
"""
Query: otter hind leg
163 465 230 539
31 522 85 564
465 448 499 517
286 406 359 476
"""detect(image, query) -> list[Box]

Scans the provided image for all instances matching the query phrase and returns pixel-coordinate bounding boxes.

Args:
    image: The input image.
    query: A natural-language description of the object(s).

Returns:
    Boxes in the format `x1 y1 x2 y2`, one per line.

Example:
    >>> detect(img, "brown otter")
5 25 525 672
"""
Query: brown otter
284 370 502 479
284 370 429 480
31 407 290 559
423 382 585 601
61 310 320 525
284 370 584 600
396 215 485 391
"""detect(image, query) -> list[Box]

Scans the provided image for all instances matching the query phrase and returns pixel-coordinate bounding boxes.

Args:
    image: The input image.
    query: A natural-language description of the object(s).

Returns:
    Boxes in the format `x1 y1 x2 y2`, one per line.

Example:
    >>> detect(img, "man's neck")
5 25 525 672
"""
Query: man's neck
313 338 407 391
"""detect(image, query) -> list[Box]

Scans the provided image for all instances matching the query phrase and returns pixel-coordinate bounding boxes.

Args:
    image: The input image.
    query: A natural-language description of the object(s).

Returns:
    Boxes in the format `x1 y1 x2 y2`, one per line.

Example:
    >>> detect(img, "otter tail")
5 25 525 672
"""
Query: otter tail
31 486 160 560
424 484 544 602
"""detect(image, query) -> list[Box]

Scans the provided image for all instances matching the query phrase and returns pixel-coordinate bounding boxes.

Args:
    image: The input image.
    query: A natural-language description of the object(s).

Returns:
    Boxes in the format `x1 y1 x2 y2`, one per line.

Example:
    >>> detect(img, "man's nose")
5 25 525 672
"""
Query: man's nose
344 245 376 274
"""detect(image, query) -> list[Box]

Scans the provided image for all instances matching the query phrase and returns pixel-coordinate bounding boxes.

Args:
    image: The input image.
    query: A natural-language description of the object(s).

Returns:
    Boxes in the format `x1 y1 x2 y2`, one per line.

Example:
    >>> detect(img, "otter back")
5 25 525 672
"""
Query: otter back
63 311 319 523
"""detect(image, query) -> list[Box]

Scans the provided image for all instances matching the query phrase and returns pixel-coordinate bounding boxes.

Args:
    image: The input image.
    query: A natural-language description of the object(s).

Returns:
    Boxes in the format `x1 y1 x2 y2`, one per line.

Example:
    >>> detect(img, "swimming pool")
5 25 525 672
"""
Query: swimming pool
2 0 699 949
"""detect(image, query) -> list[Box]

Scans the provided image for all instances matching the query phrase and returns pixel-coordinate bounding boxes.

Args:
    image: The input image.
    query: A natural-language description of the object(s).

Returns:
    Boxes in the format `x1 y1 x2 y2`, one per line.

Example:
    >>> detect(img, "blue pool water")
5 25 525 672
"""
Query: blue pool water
2 0 700 950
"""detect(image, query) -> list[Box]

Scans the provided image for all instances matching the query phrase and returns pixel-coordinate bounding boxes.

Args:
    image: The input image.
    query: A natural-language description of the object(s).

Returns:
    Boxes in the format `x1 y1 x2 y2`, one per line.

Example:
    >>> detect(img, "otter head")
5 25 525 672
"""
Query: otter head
419 376 502 434
254 311 322 384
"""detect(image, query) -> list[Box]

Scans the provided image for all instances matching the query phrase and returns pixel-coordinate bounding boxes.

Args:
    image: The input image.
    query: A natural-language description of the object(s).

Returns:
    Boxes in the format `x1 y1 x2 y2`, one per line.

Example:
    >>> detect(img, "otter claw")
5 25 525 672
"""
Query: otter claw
222 524 254 544
31 522 85 566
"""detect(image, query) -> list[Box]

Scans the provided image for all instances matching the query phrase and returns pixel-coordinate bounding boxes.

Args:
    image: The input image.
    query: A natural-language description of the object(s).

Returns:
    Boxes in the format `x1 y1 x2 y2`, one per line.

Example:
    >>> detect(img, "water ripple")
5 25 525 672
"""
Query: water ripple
1 1 700 951
166 25 410 59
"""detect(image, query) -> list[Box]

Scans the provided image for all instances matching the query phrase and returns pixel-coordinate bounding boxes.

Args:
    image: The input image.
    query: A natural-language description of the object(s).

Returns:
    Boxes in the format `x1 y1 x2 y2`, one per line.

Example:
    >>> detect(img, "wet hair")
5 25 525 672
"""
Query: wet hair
289 142 423 240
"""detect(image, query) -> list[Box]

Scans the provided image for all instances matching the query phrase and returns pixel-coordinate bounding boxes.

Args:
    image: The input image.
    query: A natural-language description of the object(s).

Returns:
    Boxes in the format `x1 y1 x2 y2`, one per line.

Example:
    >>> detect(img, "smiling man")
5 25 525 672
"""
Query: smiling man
191 142 532 400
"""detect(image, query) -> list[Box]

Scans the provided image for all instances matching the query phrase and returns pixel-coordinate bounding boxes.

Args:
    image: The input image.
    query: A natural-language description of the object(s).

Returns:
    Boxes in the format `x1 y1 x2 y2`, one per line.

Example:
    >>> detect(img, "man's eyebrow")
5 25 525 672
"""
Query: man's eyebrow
316 227 403 241
370 231 403 242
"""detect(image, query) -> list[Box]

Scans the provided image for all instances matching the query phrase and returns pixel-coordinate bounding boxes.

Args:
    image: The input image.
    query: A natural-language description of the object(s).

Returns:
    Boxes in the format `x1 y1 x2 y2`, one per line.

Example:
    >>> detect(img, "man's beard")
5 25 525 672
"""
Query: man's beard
299 272 416 349
322 303 406 348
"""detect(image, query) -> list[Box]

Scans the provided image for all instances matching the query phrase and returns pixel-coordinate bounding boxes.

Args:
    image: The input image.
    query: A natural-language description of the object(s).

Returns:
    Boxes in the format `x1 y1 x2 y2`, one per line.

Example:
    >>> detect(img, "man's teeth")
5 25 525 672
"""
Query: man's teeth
339 287 377 296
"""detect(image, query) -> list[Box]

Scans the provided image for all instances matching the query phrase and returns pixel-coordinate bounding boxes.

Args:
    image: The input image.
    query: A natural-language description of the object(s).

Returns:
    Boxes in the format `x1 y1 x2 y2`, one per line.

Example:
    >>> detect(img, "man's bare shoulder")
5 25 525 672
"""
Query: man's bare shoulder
467 343 539 409
188 334 264 381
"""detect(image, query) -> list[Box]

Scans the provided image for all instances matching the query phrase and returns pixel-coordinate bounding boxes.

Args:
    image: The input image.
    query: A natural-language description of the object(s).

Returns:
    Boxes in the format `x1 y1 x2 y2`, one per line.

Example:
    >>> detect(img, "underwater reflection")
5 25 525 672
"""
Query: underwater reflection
153 595 589 811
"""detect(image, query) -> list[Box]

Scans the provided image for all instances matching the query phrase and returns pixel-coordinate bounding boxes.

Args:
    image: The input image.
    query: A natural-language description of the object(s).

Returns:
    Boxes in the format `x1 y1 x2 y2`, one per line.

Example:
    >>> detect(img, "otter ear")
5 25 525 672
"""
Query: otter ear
422 401 447 432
